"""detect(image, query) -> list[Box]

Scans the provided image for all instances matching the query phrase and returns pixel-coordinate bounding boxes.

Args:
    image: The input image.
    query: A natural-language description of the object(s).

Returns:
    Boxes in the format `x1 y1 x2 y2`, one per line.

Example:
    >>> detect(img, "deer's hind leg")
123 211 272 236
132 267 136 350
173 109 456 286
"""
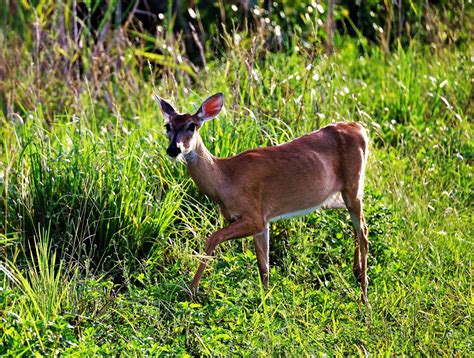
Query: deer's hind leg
342 190 369 303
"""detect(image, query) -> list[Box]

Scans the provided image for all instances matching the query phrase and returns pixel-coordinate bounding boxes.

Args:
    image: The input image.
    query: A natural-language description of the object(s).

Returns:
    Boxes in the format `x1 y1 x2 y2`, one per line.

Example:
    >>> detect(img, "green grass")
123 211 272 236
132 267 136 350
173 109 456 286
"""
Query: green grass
1 38 473 355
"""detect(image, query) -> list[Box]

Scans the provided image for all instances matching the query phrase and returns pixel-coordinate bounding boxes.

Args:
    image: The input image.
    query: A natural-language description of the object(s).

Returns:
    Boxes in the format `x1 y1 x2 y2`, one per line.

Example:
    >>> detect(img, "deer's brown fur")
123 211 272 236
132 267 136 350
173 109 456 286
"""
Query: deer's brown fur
159 93 369 302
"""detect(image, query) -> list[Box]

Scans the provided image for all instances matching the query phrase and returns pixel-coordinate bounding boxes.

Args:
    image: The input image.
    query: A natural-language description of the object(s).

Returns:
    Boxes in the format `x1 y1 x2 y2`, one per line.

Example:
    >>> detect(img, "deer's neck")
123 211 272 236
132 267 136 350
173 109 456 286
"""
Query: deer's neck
185 136 223 202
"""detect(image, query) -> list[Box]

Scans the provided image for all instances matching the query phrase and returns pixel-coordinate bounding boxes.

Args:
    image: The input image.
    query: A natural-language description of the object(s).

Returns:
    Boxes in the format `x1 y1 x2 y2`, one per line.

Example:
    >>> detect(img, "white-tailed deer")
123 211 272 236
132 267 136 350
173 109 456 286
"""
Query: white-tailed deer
158 93 369 302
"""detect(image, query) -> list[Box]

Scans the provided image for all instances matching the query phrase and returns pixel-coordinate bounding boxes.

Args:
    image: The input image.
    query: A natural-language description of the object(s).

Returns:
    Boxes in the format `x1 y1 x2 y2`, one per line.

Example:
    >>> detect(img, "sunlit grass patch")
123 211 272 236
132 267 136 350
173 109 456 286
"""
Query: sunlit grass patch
1 38 472 355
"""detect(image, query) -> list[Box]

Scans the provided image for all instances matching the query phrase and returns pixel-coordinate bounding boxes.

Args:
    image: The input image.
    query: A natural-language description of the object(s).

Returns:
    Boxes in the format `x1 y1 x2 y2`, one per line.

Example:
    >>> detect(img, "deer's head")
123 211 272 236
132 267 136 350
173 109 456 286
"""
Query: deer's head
157 93 224 158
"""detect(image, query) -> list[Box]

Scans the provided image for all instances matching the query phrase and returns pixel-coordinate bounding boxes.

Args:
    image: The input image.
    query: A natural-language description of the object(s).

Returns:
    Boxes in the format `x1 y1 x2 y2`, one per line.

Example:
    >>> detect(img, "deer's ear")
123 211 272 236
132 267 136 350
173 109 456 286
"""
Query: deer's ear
195 93 223 123
155 95 177 120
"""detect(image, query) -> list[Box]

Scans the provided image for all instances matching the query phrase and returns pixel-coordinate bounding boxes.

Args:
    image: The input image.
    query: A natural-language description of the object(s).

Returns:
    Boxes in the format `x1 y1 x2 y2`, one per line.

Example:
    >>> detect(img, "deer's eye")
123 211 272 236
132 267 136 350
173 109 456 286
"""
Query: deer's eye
164 123 171 132
187 123 197 132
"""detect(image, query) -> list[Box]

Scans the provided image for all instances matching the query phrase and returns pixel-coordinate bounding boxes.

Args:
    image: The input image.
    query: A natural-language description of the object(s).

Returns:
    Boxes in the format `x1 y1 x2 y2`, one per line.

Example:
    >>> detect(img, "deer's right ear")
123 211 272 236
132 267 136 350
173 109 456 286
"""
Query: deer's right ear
155 95 177 120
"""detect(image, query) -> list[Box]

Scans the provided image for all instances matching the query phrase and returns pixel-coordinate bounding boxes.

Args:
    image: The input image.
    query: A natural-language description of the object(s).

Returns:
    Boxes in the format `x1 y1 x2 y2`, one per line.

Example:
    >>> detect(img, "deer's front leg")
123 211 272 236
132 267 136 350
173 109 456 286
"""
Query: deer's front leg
254 224 270 289
190 217 264 291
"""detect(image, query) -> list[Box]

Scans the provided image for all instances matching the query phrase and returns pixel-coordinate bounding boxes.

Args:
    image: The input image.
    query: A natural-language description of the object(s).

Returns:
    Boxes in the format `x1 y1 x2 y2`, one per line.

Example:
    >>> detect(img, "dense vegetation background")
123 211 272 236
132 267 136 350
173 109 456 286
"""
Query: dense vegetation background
1 0 473 355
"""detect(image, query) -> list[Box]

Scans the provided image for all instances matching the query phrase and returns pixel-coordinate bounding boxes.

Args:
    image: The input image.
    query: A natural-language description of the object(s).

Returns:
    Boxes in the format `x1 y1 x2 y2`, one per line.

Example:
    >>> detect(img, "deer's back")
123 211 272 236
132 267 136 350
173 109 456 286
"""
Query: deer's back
217 122 368 219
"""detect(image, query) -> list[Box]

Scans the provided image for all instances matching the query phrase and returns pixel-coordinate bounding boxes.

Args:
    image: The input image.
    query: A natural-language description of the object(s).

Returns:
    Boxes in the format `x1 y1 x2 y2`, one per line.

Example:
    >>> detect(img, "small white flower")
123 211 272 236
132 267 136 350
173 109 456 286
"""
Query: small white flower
274 25 281 37
188 8 197 19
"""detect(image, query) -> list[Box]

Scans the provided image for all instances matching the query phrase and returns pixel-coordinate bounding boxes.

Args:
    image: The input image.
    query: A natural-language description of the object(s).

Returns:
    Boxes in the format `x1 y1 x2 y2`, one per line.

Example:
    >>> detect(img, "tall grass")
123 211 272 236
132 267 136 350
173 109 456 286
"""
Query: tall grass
2 228 70 321
1 2 473 353
2 36 472 354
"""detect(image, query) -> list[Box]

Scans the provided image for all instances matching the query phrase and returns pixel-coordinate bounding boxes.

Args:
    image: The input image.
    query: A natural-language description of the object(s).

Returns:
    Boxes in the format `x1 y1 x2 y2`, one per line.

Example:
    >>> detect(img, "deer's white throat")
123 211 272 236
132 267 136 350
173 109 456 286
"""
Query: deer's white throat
183 149 197 164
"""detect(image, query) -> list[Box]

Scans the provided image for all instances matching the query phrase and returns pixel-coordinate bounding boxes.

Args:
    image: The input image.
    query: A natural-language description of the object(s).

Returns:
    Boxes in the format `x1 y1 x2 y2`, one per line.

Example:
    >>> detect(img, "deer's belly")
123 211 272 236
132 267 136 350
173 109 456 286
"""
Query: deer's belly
269 205 322 222
268 192 345 222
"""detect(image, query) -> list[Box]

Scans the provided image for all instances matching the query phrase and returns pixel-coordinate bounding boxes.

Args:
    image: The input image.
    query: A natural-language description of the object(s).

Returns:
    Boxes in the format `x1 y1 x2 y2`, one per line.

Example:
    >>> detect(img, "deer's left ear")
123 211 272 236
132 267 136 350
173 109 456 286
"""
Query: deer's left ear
155 94 177 120
195 93 224 123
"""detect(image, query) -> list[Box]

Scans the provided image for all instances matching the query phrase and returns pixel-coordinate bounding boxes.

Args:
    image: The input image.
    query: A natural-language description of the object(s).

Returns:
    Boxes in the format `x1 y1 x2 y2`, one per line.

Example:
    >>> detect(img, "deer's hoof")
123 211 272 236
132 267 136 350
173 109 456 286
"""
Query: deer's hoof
188 281 200 296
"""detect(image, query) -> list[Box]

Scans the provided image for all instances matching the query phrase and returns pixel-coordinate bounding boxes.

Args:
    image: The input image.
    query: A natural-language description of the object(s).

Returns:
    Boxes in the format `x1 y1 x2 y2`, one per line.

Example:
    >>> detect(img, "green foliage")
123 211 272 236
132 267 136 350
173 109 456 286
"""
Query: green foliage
2 40 472 354
0 3 473 354
3 117 188 275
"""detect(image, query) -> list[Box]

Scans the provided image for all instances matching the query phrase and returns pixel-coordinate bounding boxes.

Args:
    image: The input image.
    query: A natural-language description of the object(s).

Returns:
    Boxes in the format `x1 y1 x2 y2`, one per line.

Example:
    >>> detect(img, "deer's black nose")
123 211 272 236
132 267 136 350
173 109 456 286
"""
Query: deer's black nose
167 146 181 157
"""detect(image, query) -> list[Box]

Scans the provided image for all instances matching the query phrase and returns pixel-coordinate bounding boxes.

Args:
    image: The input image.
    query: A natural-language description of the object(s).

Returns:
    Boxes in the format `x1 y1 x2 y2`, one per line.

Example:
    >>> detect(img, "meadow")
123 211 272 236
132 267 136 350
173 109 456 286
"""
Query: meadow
1 2 473 355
